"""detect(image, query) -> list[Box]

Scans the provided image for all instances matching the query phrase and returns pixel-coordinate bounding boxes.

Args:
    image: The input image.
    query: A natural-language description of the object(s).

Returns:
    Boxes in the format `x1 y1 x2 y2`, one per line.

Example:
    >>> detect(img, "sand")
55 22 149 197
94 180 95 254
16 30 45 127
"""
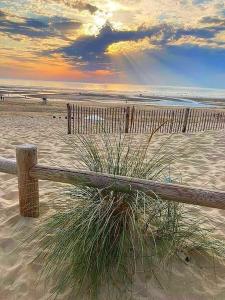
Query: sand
1 97 225 299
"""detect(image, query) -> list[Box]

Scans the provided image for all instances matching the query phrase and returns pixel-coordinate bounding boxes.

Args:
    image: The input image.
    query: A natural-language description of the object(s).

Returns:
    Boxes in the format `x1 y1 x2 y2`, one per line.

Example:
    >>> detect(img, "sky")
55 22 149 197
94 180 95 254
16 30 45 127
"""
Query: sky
0 0 225 88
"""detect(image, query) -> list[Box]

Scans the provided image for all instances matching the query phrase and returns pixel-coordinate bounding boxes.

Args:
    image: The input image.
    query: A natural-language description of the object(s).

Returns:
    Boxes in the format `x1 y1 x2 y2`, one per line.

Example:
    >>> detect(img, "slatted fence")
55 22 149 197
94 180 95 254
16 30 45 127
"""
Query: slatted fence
67 104 225 134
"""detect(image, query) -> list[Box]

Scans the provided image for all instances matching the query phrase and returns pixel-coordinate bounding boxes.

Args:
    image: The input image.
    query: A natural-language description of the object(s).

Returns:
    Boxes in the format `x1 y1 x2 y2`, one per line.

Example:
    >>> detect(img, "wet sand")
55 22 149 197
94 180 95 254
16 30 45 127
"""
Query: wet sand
1 85 225 108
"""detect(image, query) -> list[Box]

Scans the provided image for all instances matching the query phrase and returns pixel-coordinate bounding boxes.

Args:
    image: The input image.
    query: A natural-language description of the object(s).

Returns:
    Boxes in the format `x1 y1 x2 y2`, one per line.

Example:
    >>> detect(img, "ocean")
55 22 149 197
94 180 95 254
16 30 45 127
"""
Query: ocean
1 78 225 107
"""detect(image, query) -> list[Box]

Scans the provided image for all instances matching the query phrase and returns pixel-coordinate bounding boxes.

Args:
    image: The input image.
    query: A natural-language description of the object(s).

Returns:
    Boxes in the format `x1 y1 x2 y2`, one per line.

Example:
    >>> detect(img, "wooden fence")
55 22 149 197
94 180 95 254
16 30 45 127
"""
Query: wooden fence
67 104 225 134
1 144 225 218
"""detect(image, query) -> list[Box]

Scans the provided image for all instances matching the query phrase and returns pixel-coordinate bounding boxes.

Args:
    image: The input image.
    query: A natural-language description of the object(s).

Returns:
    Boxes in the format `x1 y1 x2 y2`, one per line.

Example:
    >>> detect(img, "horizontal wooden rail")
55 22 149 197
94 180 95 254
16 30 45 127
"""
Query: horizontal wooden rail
30 165 225 210
1 144 225 218
0 157 17 174
0 158 225 209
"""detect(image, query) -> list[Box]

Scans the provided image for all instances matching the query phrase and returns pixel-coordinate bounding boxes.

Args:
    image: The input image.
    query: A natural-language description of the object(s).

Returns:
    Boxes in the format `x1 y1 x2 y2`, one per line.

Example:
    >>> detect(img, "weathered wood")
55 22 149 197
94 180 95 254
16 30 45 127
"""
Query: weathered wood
75 104 78 134
149 110 154 133
161 110 165 133
170 111 174 133
0 157 17 174
165 110 170 133
130 106 135 133
115 107 118 133
213 113 218 130
104 107 107 133
120 107 124 132
196 110 202 132
16 145 39 218
205 110 211 130
178 109 182 131
137 108 142 133
142 110 146 133
72 104 75 134
29 164 225 210
125 106 130 133
134 109 138 133
144 109 149 133
112 107 115 133
67 103 72 134
182 108 190 133
81 106 83 133
68 104 225 135
2 143 225 217
191 109 197 132
205 111 209 131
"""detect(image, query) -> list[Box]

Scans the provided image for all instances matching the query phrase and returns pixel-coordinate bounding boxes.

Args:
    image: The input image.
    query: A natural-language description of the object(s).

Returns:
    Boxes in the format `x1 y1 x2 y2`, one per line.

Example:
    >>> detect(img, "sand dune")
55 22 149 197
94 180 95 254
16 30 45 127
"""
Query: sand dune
1 104 225 299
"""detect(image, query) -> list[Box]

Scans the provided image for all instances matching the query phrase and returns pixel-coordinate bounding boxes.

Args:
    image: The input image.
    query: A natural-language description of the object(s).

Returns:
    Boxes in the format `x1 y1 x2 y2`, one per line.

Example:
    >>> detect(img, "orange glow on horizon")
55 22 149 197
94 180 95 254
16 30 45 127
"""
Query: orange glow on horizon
0 55 116 81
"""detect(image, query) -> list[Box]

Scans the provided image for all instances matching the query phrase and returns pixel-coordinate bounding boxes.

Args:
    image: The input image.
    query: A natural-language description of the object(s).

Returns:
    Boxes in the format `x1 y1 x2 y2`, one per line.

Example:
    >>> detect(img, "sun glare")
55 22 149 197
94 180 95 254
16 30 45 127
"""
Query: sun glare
90 1 121 35
94 13 107 28
106 0 121 12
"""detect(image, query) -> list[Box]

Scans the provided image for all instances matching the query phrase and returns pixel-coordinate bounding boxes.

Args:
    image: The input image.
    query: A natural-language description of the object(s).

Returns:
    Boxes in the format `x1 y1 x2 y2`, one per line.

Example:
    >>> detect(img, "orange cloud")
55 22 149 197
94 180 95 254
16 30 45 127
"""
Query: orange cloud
0 53 116 81
92 69 114 76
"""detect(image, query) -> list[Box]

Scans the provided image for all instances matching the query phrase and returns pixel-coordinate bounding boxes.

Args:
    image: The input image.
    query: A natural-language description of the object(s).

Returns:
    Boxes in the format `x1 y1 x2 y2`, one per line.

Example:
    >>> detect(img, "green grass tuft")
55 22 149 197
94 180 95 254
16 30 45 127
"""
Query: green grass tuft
30 131 225 299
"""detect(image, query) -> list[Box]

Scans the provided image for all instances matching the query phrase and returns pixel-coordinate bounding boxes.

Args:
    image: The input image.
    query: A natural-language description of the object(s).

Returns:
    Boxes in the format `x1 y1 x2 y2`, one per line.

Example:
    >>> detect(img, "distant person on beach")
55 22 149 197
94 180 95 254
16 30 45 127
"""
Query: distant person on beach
42 97 47 104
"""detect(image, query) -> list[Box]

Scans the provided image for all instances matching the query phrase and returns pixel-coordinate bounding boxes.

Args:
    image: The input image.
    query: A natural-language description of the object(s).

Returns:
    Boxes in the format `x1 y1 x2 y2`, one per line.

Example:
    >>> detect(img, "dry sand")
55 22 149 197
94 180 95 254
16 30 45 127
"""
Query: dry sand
1 97 225 299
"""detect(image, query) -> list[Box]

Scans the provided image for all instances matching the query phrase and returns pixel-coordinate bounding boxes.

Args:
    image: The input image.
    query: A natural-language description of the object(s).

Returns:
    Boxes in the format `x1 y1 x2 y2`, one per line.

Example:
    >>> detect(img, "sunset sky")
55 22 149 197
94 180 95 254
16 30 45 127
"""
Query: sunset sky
0 0 225 88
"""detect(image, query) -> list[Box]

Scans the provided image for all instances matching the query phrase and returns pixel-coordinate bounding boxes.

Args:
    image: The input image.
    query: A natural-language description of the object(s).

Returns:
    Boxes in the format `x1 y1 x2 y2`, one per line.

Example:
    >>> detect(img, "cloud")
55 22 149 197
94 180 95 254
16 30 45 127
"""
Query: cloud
0 10 81 38
53 20 225 71
214 30 225 48
56 23 172 66
49 17 81 33
53 20 81 32
106 37 158 55
1 0 225 87
169 35 225 49
52 0 99 14
69 1 98 14
0 10 6 18
200 16 225 27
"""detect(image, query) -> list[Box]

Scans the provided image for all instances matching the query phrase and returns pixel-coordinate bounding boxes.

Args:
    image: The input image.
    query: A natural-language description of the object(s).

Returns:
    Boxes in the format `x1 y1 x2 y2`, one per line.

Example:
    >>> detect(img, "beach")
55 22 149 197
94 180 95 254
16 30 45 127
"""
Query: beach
1 93 225 299
1 81 225 109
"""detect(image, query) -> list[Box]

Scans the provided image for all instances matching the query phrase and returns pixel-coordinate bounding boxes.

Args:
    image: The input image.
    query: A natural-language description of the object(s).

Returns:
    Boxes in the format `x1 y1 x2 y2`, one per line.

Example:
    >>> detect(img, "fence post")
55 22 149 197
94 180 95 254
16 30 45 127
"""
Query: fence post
67 103 72 134
16 144 39 217
170 111 175 133
125 106 130 133
130 106 135 133
72 104 75 134
182 108 190 133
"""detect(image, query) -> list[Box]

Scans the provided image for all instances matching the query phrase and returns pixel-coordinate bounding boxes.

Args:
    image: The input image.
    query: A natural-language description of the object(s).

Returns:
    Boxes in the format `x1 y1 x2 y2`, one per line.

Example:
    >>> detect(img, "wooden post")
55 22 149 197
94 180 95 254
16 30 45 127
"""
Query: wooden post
125 106 130 133
130 106 135 133
72 104 75 134
170 111 175 133
16 144 39 217
182 108 190 133
67 103 72 134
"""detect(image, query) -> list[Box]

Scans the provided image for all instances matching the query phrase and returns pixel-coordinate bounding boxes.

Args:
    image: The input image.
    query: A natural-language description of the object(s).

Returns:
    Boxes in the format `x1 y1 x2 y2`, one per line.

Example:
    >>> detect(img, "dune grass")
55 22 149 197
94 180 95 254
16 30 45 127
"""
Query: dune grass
31 131 225 299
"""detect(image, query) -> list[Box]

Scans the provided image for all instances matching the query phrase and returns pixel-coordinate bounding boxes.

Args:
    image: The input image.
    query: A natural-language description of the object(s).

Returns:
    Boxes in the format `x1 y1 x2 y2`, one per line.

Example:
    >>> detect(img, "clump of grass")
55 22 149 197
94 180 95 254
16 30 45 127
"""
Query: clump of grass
31 131 225 299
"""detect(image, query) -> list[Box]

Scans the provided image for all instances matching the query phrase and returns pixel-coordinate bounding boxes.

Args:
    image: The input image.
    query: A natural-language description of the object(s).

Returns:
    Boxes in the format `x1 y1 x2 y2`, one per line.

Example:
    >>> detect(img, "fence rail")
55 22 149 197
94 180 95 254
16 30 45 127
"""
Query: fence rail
0 144 225 218
67 104 225 134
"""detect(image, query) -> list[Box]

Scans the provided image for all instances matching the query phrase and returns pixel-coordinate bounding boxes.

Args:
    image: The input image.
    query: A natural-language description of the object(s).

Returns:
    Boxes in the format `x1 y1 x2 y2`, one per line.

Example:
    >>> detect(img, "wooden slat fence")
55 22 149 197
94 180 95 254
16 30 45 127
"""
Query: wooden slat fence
67 104 225 134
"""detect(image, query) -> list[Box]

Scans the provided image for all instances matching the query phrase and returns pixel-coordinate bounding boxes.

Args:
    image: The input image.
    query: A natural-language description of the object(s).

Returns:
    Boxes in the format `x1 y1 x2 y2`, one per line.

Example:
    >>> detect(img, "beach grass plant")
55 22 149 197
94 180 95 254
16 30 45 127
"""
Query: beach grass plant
31 129 225 299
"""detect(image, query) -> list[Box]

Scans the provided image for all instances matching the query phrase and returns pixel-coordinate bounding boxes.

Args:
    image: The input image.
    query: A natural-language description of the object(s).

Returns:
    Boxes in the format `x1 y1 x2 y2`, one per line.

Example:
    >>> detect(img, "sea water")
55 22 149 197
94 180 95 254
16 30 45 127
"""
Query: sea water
0 78 225 107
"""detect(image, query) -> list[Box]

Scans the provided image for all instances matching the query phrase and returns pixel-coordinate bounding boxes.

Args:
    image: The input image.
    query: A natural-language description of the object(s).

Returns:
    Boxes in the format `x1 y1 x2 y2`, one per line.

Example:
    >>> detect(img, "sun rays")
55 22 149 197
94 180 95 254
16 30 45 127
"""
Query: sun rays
0 0 225 86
